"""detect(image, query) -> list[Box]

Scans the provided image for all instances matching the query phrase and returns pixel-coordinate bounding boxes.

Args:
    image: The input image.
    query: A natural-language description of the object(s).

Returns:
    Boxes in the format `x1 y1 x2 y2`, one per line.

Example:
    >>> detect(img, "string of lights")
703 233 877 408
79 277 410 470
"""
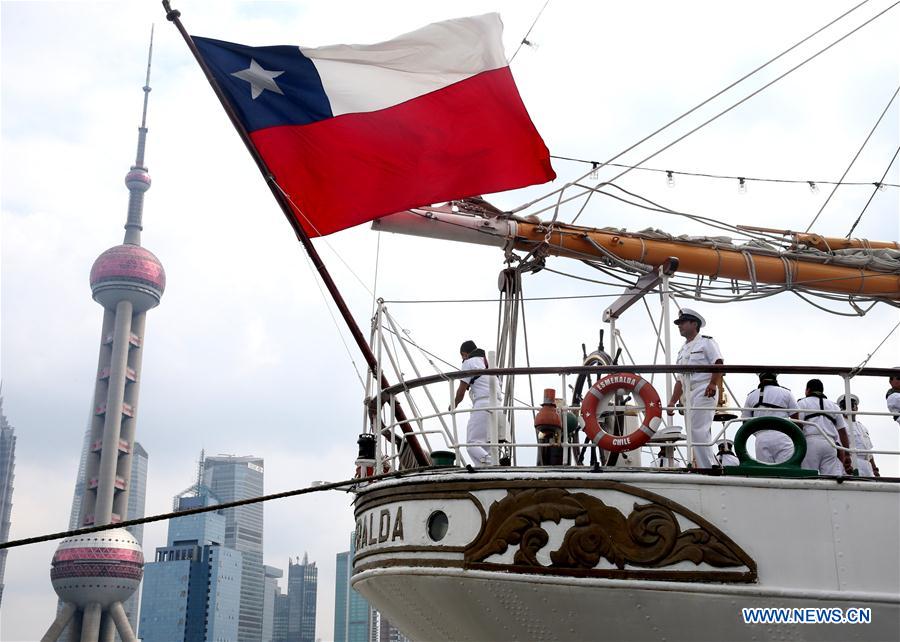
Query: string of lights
551 154 899 191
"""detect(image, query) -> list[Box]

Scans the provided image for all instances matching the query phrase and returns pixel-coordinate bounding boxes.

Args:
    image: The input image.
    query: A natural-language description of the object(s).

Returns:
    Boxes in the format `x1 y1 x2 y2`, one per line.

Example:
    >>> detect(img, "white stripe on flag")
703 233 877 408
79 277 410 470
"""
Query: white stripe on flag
300 13 508 117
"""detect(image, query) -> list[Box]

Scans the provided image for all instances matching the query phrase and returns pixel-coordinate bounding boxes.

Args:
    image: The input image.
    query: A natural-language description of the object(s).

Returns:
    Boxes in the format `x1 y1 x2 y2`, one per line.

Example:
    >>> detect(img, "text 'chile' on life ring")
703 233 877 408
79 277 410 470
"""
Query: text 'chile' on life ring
580 372 663 453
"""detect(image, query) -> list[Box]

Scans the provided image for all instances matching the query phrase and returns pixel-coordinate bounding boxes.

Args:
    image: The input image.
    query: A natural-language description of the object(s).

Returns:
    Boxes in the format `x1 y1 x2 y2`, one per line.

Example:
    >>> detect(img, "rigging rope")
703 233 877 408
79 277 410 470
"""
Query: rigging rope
0 473 403 551
845 144 900 238
512 0 875 216
549 155 900 189
509 0 552 63
804 83 900 232
570 0 900 225
272 180 375 297
851 319 900 371
301 251 366 389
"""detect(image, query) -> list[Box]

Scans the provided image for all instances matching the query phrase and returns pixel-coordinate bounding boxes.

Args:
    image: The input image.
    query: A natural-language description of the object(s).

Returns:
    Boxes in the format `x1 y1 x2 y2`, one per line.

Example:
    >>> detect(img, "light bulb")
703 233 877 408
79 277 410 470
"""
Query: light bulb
590 162 599 180
738 177 747 194
808 181 818 193
522 38 539 50
876 182 886 191
666 170 675 188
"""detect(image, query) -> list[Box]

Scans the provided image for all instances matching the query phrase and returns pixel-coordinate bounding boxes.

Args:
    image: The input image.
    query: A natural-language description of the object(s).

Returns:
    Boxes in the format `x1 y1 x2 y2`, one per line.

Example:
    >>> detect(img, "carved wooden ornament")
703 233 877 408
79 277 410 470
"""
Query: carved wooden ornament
464 487 756 582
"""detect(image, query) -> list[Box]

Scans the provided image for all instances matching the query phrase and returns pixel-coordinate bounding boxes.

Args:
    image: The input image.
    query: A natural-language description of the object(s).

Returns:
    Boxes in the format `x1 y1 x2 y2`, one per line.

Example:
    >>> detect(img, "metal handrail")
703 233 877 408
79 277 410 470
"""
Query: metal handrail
379 364 898 398
370 363 898 470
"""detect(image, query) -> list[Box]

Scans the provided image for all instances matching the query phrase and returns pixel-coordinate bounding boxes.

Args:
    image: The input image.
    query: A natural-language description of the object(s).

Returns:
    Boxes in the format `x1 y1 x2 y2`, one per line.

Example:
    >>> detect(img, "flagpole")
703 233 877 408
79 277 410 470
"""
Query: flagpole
162 0 429 466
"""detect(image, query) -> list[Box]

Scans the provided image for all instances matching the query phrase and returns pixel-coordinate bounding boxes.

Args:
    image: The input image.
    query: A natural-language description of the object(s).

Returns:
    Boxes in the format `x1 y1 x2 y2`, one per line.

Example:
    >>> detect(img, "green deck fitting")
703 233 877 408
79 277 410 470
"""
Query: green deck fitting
725 417 819 478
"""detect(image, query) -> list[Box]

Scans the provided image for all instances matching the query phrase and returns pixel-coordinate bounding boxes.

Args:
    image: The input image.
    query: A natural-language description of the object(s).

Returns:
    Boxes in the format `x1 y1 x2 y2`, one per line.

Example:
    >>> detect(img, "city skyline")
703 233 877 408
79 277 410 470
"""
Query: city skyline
139 491 242 641
2 2 897 641
334 533 372 642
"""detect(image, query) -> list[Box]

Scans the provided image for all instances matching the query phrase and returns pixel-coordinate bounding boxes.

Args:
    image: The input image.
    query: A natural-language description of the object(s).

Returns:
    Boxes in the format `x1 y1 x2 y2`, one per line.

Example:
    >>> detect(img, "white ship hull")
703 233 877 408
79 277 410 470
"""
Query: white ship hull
352 469 899 641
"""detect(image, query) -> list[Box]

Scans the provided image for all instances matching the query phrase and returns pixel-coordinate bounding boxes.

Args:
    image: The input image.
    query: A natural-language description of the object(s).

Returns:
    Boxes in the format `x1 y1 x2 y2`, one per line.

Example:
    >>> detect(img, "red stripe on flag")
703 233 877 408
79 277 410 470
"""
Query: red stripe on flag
250 66 555 237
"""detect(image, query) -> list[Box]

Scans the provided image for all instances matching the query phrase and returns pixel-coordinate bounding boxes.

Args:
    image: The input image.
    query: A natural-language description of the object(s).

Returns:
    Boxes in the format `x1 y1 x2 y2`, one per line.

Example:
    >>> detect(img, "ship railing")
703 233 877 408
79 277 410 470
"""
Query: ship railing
369 364 898 472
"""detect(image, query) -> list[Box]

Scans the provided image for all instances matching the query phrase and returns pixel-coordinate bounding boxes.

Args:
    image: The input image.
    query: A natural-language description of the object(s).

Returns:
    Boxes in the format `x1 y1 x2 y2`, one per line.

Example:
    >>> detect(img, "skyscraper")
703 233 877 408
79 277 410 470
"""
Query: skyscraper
376 614 409 642
334 542 372 642
273 588 289 642
287 554 317 642
0 393 17 607
139 493 242 642
204 455 265 641
263 565 283 642
43 31 164 642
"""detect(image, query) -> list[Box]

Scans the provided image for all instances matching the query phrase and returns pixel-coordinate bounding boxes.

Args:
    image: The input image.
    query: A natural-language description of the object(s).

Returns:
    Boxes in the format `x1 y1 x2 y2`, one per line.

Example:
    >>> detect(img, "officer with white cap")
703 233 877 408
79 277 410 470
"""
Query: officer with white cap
838 393 878 477
667 308 723 468
742 372 798 464
887 369 900 425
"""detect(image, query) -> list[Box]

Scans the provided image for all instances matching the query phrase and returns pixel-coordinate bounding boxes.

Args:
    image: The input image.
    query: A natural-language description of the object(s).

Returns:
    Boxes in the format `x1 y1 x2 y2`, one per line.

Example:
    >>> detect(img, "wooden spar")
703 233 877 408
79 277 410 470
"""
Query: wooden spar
162 1 429 466
512 221 900 299
737 225 900 251
373 211 900 299
791 233 900 252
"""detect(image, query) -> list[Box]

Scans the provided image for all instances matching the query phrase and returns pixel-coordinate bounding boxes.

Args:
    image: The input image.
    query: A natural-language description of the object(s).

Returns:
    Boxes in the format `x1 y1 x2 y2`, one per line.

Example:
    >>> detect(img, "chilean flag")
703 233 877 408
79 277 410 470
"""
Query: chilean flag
193 14 555 237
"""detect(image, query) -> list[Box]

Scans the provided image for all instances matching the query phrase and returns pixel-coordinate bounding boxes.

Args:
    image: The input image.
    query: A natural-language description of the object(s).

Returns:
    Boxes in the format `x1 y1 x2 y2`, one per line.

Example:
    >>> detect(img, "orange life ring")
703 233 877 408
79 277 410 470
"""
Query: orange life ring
580 373 663 452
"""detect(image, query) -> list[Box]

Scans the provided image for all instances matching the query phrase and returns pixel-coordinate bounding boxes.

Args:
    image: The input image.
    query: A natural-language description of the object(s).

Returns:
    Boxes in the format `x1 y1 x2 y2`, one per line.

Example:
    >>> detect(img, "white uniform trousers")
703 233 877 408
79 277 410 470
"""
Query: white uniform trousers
755 431 794 464
801 435 843 476
686 393 716 468
854 458 874 477
465 397 494 466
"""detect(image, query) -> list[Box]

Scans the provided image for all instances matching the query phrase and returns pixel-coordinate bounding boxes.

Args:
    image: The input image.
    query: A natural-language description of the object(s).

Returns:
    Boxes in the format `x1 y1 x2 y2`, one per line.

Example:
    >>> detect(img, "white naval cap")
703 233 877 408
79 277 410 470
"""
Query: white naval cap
674 307 705 328
836 393 859 407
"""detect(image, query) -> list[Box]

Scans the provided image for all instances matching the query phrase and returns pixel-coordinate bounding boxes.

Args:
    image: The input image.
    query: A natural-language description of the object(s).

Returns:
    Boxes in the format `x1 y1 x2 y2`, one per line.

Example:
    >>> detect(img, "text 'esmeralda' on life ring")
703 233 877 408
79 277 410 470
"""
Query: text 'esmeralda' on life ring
580 373 663 453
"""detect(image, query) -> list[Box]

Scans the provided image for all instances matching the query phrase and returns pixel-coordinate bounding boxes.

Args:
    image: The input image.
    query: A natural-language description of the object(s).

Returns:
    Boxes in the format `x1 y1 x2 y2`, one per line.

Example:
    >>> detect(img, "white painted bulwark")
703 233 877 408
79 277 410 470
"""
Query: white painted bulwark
352 470 900 642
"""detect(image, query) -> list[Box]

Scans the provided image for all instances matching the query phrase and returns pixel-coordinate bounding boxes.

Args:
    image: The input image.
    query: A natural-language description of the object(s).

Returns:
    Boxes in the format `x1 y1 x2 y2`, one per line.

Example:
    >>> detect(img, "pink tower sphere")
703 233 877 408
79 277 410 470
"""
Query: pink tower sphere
50 528 144 608
90 244 165 311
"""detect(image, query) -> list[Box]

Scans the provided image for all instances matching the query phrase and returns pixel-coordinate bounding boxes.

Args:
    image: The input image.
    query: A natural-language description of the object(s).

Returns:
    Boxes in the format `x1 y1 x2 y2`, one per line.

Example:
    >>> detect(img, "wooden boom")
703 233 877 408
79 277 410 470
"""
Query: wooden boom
374 210 900 299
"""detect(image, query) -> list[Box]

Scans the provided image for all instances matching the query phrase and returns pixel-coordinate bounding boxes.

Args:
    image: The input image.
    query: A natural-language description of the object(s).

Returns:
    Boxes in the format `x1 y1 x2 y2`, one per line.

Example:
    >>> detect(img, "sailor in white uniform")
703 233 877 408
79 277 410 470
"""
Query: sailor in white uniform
887 371 900 426
796 379 852 476
838 394 878 477
453 340 500 466
741 372 798 464
667 308 723 469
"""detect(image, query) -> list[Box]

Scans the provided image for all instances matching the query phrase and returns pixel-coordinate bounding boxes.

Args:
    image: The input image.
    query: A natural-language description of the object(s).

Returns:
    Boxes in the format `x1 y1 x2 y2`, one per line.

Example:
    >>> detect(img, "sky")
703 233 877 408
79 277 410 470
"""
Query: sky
1 1 898 640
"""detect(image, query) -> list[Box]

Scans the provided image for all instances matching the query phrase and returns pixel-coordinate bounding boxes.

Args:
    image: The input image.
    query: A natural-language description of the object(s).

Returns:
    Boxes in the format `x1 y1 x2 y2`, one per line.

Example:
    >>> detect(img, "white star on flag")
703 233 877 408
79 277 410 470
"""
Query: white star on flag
231 59 285 100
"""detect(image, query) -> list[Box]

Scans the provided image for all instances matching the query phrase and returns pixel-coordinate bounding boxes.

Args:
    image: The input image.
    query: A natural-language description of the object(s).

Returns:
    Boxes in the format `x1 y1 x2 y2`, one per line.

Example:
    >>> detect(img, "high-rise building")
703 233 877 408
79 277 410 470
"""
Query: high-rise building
376 614 409 642
43 32 164 642
139 493 242 642
273 588 289 642
287 554 317 642
204 455 265 641
263 565 283 642
0 393 17 607
334 538 372 642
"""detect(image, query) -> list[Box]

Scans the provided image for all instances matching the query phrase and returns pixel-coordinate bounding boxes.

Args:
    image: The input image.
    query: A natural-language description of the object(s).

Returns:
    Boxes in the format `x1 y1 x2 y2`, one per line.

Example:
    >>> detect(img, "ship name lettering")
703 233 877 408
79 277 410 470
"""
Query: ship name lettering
356 506 404 550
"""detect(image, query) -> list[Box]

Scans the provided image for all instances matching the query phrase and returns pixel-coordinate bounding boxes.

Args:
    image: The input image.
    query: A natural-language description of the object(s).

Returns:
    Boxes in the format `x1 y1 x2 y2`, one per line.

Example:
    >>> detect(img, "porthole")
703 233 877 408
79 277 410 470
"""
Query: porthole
427 510 449 542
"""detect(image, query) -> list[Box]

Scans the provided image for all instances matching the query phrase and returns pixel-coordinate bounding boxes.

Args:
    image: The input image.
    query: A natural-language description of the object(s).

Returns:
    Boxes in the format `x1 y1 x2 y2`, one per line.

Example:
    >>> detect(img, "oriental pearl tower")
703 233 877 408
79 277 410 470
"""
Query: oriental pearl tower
41 31 164 642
